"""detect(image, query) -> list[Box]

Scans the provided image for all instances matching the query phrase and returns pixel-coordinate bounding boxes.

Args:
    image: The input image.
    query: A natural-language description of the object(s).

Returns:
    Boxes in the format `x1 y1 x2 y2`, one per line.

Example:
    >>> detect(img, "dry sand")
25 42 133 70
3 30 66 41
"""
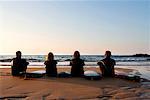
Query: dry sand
0 67 150 100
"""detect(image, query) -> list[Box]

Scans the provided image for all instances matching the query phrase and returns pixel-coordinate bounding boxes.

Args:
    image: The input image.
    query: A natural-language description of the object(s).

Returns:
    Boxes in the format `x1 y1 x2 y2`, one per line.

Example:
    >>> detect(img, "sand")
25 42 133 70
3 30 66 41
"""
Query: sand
0 67 150 100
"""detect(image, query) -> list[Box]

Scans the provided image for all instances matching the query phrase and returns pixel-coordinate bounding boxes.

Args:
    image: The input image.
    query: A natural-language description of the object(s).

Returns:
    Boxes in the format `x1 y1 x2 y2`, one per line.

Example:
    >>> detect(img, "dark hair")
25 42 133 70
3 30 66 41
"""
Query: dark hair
74 51 80 59
16 51 21 59
16 51 21 55
105 51 111 58
48 52 54 60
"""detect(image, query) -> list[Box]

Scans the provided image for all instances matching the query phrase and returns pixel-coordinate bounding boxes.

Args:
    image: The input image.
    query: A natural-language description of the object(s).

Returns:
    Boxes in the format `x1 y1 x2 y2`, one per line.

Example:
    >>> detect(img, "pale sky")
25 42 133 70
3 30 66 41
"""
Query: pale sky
0 0 149 55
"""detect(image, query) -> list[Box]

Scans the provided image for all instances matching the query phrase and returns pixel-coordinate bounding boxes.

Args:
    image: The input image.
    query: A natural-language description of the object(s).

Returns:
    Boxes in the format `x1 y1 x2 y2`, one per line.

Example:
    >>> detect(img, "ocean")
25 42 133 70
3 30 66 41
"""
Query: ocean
0 55 150 80
0 55 150 67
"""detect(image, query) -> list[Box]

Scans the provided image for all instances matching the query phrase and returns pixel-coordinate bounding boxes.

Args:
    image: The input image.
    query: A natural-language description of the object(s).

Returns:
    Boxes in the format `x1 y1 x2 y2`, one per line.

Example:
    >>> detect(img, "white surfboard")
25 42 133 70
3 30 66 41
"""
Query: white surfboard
30 70 46 74
25 70 46 78
84 70 102 80
84 70 100 76
58 71 71 78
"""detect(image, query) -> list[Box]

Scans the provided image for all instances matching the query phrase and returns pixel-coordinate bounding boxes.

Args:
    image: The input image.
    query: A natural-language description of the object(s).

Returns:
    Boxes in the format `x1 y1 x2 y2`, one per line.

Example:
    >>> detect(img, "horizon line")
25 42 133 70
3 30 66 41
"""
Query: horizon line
0 53 149 56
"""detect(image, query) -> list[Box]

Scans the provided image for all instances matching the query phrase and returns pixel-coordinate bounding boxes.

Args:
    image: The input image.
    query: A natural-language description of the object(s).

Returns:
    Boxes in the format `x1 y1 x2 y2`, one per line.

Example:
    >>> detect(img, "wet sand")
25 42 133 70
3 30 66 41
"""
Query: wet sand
0 67 150 100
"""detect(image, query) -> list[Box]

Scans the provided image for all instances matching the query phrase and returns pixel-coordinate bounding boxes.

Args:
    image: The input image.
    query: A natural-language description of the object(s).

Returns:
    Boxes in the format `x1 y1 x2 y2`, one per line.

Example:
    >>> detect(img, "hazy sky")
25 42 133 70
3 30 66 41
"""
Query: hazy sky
0 0 149 55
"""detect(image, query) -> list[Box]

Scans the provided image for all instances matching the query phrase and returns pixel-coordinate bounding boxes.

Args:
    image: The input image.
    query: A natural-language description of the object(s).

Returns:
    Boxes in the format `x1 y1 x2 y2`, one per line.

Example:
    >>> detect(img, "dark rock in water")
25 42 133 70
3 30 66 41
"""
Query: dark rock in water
132 54 150 57
28 58 39 61
27 59 42 62
65 59 71 61
147 59 150 61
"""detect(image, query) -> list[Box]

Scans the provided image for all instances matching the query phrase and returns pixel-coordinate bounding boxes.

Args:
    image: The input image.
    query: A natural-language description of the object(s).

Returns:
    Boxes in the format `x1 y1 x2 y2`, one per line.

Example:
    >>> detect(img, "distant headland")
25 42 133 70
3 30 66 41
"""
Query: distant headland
132 54 150 57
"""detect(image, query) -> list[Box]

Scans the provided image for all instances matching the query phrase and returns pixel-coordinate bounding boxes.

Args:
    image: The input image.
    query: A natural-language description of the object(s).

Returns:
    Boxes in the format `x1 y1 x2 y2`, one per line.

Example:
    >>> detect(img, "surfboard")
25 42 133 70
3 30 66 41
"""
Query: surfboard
25 70 72 78
84 70 102 80
24 70 46 78
58 71 71 78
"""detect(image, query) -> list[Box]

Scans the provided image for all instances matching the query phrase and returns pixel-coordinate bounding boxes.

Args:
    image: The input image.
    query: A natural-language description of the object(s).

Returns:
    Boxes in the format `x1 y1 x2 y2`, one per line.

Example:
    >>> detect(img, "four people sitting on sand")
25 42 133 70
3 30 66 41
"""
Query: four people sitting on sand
11 50 115 77
11 51 29 76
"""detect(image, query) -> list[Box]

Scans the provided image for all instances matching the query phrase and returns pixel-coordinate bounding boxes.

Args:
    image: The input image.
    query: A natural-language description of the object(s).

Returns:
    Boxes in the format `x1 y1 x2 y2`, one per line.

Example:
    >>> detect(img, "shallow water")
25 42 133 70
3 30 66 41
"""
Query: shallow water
115 66 150 80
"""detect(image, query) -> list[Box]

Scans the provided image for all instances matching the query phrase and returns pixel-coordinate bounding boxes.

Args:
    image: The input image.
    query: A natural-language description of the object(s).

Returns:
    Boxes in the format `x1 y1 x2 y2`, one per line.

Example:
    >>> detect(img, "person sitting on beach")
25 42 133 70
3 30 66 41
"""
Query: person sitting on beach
97 51 116 77
11 51 29 76
44 52 57 77
70 51 85 77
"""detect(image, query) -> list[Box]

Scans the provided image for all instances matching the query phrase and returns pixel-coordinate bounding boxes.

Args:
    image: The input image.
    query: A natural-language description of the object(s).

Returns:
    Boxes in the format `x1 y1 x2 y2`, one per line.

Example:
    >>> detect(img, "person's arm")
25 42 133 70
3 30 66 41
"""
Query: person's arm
97 61 101 66
54 60 57 65
70 60 72 66
24 59 28 72
98 61 104 67
11 58 14 66
80 60 84 75
55 60 57 65
82 60 85 66
111 59 115 76
114 60 116 65
26 61 29 66
44 61 47 65
97 61 105 76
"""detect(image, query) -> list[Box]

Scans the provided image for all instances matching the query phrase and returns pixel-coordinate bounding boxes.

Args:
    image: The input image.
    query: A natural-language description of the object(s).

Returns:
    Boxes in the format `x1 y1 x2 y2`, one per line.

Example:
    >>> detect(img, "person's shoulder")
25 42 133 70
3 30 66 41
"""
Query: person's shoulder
12 58 16 60
101 58 106 62
102 58 105 61
53 60 57 63
45 60 48 62
21 58 26 61
110 58 116 65
98 60 104 63
44 60 49 65
22 59 29 63
12 58 17 61
79 59 84 65
71 58 75 62
54 60 57 61
110 58 115 62
79 58 84 61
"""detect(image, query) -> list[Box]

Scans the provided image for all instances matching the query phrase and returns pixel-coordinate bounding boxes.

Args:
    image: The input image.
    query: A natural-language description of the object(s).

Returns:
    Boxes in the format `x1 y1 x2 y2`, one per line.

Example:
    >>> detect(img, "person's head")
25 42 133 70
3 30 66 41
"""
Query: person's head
48 52 54 61
73 51 80 59
16 51 21 59
105 51 111 58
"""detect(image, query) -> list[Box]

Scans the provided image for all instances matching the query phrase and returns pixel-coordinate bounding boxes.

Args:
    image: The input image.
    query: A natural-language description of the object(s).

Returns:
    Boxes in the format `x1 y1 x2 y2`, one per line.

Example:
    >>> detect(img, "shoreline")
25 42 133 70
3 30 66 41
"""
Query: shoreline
1 66 150 80
0 67 133 76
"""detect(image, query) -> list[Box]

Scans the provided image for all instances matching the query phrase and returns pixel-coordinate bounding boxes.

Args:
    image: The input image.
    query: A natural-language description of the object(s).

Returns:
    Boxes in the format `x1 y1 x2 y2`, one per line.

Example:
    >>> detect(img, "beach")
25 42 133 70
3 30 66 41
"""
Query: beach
0 67 150 100
1 0 149 99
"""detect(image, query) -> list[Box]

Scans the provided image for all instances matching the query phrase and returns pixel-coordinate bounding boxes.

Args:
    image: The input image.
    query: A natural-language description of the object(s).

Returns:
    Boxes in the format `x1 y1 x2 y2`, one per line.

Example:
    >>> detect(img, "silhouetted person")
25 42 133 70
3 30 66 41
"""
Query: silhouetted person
70 51 85 77
11 51 29 76
44 52 57 77
97 51 116 77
